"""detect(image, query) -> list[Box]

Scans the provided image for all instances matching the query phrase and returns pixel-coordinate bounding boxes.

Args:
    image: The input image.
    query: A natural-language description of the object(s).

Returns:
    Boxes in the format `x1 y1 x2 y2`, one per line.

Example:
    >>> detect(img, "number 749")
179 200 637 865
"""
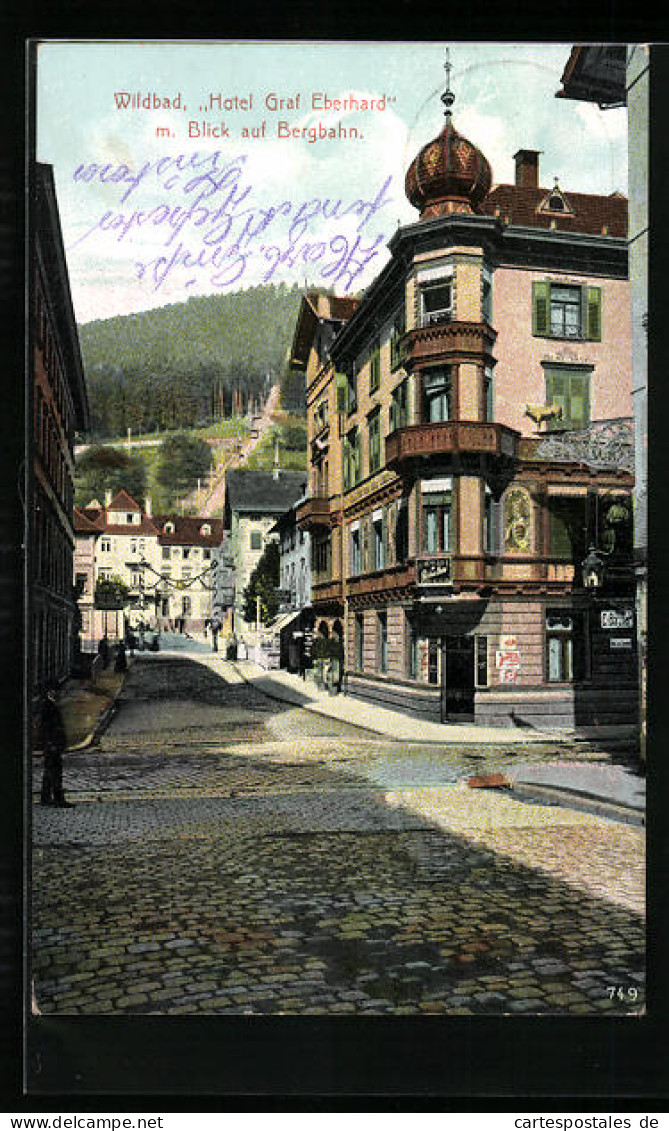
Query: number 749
607 986 640 1000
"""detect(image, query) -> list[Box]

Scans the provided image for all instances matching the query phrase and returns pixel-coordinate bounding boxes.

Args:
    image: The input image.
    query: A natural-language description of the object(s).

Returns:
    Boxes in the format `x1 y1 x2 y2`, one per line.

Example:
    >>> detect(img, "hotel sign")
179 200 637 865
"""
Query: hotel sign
601 609 634 630
417 558 452 586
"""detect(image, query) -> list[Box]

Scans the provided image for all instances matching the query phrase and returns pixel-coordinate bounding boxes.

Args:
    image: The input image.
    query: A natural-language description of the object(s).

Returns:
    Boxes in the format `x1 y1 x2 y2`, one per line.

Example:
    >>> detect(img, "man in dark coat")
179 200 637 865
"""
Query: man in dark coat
38 684 73 808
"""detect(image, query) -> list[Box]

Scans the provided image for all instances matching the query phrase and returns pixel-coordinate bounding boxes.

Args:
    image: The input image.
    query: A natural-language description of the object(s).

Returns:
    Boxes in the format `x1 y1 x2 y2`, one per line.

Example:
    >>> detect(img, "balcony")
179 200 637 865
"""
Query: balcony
296 495 332 530
386 421 519 469
346 563 416 599
399 320 497 368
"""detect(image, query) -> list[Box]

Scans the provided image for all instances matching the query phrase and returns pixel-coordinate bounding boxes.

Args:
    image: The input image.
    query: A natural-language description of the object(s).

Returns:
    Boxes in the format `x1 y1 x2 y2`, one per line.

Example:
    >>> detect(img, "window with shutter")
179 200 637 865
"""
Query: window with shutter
532 281 550 336
533 280 603 341
544 366 591 430
369 341 381 393
335 372 348 414
586 287 602 341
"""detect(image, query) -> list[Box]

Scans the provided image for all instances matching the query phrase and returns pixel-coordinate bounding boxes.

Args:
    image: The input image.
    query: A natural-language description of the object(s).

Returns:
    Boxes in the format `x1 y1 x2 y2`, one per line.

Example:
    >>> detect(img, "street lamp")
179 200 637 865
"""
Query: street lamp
581 544 606 590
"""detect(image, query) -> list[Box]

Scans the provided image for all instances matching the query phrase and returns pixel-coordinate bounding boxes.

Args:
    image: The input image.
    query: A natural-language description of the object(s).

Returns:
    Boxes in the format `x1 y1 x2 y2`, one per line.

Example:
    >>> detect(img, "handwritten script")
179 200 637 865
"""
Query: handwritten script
72 151 394 292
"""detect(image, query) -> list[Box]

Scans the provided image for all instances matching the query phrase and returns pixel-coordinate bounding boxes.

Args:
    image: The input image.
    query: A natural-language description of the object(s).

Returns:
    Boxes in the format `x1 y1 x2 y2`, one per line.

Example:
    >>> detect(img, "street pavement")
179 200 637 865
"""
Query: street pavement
31 651 645 1017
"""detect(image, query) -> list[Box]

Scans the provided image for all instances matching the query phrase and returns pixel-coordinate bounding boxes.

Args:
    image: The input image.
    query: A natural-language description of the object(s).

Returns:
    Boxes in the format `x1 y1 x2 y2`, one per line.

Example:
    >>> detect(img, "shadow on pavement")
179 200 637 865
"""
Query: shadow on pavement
28 649 647 1090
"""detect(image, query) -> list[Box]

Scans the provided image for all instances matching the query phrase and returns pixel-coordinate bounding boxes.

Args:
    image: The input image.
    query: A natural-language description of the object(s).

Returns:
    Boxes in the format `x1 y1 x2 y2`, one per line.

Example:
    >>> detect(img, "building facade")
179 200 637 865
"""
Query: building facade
270 497 314 671
223 468 307 637
75 490 223 642
295 83 636 731
32 163 90 692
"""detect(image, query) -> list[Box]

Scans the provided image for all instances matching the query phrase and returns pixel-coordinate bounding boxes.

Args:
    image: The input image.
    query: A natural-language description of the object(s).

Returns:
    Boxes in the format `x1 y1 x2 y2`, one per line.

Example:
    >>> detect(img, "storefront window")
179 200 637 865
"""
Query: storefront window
355 613 364 670
378 611 388 673
546 611 584 682
475 636 488 687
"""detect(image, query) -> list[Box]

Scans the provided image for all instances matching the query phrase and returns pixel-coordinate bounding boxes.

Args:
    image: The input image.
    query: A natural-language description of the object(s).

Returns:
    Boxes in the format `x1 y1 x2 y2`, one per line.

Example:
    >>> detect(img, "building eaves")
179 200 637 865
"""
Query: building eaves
35 163 89 431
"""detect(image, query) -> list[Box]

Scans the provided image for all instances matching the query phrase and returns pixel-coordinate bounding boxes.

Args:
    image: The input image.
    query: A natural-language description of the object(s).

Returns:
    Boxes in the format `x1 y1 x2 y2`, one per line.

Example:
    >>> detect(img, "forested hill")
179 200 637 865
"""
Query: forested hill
78 283 304 439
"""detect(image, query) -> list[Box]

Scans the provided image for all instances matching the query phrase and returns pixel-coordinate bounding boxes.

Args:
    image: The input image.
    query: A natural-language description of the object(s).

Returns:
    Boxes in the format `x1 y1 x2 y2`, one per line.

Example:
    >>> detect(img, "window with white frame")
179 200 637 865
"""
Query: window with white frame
546 611 585 682
422 478 453 554
372 508 385 571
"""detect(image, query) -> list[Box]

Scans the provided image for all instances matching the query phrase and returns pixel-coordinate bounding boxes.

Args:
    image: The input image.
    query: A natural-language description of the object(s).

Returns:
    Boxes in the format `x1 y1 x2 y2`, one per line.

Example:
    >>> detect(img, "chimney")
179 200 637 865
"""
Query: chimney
145 496 152 517
104 489 112 509
514 149 540 188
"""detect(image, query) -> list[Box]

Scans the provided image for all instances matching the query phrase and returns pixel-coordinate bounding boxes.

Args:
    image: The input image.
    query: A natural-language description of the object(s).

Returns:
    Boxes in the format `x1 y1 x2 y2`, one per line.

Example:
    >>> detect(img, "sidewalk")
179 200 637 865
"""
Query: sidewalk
226 659 635 747
221 658 645 825
58 667 126 751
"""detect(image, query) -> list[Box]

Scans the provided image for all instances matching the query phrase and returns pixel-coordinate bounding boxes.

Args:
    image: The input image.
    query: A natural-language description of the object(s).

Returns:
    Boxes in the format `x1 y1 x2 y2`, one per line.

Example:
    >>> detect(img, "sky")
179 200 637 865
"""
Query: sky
35 41 629 325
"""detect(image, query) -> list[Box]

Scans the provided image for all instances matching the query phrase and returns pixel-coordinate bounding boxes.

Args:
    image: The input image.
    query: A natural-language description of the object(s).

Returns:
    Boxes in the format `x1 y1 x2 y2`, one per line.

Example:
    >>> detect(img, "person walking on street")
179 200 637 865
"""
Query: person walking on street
38 684 73 808
211 615 221 652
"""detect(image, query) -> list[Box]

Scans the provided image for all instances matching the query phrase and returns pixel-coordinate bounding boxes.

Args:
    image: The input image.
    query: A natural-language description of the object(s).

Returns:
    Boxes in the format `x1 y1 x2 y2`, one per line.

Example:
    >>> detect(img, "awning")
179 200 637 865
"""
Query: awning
270 608 303 634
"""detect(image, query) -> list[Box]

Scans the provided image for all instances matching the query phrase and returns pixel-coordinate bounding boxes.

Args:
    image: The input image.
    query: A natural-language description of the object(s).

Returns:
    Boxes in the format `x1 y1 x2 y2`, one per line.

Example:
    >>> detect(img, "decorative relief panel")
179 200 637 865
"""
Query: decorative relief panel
503 487 532 553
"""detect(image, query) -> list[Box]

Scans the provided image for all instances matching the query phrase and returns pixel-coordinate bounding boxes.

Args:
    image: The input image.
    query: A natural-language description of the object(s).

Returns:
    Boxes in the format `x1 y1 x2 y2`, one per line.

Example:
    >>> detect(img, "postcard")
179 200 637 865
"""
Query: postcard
27 39 649 1097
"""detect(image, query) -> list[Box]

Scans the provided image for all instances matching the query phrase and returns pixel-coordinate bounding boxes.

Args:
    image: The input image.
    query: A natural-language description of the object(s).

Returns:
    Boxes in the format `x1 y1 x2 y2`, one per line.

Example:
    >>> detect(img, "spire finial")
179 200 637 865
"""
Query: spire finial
441 47 455 118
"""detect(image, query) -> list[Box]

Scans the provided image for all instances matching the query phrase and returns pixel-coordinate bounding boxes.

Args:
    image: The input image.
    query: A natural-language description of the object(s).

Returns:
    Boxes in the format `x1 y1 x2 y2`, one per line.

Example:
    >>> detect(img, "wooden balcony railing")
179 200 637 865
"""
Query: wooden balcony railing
346 563 415 598
296 495 332 530
386 421 518 468
399 320 497 368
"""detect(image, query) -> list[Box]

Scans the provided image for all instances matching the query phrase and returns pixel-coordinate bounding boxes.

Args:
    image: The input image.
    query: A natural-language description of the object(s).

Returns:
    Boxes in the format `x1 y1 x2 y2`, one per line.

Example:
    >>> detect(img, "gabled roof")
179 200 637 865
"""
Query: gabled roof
107 489 143 511
73 506 103 533
224 469 308 527
290 290 360 368
482 183 627 238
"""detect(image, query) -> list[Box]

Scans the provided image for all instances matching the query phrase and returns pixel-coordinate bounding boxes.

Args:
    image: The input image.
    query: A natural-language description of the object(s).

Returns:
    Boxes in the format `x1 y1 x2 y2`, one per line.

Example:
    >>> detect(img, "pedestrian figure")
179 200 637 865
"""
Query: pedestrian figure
211 616 221 652
38 684 73 808
114 640 127 672
98 634 109 669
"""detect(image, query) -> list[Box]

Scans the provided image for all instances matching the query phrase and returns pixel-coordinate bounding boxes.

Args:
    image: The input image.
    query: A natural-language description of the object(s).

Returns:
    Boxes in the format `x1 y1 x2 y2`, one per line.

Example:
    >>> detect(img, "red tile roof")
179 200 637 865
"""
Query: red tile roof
153 515 224 547
73 506 103 533
482 183 627 237
107 489 143 511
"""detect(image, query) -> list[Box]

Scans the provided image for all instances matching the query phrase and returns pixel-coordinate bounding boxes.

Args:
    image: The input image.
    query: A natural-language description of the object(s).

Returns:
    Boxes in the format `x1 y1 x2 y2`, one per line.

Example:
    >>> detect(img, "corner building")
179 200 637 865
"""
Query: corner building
295 92 636 730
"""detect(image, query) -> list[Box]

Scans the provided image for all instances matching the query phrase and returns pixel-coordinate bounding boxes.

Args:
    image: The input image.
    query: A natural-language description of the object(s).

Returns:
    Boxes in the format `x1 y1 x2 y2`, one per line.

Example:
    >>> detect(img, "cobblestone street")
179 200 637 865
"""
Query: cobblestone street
30 654 645 1017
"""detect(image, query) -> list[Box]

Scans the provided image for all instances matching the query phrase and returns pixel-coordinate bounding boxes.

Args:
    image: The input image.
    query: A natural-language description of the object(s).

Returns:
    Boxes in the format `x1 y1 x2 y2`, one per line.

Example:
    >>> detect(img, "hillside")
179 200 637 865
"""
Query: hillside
78 283 304 439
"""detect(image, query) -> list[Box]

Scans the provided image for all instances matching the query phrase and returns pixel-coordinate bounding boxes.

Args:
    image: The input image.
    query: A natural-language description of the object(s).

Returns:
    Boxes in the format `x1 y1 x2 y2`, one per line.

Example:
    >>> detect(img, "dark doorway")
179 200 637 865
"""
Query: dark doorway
442 635 475 718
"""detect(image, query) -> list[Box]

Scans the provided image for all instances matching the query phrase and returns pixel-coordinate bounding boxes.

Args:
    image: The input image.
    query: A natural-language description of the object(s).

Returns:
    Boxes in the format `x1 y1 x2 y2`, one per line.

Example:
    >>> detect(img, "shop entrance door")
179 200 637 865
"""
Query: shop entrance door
442 635 475 718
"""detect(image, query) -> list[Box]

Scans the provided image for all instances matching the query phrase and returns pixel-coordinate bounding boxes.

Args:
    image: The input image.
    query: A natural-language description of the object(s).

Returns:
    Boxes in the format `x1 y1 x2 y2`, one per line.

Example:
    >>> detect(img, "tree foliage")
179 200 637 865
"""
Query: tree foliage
78 284 304 439
75 445 147 506
242 541 280 625
155 433 213 502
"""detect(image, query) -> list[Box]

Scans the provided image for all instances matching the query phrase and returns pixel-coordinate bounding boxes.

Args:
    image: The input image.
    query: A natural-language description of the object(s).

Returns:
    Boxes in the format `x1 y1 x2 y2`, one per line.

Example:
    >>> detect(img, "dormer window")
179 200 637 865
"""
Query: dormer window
164 521 175 534
538 180 574 217
200 523 211 536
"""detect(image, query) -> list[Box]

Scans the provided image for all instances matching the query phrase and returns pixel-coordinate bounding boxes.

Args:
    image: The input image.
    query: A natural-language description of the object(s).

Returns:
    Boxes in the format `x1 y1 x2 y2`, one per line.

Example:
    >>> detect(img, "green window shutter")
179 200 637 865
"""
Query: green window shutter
545 370 568 429
567 372 590 429
549 509 572 558
532 281 550 337
336 372 348 414
585 287 602 341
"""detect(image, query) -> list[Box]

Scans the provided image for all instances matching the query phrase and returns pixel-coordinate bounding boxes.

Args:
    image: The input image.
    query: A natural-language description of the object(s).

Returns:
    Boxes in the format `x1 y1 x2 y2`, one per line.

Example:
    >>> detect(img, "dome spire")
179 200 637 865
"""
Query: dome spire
441 47 455 119
404 49 493 220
